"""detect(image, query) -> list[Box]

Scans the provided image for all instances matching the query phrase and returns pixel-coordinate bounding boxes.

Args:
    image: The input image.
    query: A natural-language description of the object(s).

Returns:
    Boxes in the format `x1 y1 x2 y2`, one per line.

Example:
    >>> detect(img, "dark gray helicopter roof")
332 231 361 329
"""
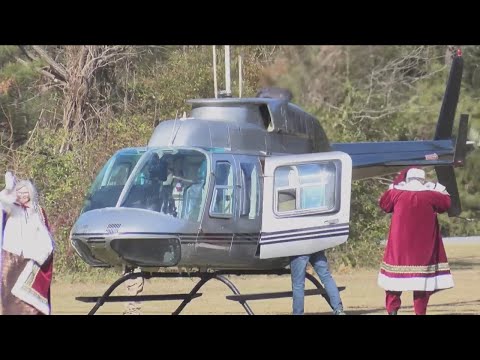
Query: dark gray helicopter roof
148 97 330 154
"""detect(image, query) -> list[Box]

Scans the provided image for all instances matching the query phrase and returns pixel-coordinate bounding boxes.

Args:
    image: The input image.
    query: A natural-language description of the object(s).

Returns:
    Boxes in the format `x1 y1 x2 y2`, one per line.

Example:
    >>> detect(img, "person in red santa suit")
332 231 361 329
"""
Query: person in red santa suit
377 167 453 315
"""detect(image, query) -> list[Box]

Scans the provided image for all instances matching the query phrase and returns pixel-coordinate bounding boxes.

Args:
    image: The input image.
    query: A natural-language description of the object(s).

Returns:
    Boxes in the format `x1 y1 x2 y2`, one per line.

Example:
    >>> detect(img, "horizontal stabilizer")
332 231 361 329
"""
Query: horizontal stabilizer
384 160 452 167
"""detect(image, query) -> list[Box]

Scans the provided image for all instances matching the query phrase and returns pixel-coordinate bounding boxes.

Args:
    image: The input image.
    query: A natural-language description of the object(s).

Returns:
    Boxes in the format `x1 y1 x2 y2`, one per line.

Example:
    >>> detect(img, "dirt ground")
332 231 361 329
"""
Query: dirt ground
51 242 480 315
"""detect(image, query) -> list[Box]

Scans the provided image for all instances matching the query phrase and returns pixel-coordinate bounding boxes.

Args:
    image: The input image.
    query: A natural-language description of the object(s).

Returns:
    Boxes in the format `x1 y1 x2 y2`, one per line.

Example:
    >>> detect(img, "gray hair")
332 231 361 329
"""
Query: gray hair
15 179 40 214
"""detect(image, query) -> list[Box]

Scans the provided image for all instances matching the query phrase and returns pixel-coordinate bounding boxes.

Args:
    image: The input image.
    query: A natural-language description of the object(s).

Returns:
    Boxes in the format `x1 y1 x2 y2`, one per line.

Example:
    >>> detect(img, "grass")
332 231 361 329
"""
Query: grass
51 242 480 315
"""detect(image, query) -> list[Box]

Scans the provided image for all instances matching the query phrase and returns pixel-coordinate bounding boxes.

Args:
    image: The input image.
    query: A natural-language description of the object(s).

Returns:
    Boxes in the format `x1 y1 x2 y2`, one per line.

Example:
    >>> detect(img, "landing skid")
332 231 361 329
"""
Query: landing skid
76 269 345 315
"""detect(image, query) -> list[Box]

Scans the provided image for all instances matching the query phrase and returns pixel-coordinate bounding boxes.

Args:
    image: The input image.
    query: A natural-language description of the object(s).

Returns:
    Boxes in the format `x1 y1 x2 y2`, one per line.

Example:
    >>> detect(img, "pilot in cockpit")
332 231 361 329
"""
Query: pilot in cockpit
145 153 168 212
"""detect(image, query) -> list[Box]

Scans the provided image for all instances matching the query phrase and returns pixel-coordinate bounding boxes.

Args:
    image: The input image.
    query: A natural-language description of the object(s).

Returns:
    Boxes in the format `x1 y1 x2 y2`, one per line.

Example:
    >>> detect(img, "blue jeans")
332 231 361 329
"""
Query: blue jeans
290 251 343 315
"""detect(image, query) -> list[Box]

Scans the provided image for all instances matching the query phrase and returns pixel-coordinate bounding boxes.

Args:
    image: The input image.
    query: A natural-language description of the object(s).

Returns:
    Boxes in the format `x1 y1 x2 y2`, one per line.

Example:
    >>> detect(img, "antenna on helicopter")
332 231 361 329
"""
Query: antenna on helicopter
212 46 218 99
212 45 233 98
239 53 242 98
225 45 232 97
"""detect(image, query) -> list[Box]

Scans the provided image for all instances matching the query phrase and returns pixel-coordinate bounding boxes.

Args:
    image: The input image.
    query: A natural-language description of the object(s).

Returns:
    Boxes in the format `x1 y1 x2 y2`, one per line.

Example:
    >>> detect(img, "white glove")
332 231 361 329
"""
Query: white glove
425 181 449 194
434 182 448 194
5 171 16 191
425 182 436 190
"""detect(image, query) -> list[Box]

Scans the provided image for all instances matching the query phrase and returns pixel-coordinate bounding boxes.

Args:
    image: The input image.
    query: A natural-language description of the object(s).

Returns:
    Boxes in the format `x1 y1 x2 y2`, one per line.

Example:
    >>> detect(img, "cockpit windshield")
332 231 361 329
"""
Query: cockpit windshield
81 148 146 213
120 148 209 222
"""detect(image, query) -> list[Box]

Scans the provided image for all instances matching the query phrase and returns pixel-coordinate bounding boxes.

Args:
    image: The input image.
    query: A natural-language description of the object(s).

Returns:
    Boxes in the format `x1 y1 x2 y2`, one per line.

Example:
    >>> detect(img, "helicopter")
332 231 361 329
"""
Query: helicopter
70 49 471 315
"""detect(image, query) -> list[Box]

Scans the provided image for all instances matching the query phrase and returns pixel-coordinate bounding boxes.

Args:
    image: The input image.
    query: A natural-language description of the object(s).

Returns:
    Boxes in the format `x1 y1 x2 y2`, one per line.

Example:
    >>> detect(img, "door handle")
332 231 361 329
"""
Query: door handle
324 219 339 225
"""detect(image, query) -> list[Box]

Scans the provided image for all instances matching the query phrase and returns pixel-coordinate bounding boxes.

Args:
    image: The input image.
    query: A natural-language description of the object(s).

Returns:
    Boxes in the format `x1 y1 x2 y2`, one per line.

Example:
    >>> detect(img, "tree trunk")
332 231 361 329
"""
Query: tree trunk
59 46 91 152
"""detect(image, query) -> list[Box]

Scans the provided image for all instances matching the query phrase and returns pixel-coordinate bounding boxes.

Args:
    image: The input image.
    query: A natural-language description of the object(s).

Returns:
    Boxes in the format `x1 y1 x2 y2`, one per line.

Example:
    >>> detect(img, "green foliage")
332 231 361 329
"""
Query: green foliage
0 46 46 147
0 60 41 85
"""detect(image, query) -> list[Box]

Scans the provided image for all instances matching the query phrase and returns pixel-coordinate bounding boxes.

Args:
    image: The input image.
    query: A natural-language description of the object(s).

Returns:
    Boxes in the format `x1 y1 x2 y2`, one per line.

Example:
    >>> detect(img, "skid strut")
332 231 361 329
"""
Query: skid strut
76 269 344 315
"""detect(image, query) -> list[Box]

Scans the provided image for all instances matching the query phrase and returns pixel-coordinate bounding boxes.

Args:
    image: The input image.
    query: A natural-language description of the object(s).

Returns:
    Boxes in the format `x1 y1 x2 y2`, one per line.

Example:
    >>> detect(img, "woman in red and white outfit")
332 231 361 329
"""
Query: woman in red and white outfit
0 171 54 315
377 168 453 315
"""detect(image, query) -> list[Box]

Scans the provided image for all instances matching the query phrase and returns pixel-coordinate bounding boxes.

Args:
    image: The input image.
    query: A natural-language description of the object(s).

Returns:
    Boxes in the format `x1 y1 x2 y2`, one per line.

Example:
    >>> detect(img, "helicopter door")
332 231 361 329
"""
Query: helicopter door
259 151 352 259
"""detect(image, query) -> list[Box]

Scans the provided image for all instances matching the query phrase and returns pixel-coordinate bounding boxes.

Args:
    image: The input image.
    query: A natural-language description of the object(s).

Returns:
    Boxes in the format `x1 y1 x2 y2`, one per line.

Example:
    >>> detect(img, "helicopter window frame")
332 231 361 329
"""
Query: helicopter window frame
209 161 235 219
239 162 260 219
273 160 341 218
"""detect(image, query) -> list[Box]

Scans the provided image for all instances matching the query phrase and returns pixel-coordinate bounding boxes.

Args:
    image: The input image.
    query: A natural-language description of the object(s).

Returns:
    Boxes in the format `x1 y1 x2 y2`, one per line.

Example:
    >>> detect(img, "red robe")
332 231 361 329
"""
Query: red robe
377 182 453 291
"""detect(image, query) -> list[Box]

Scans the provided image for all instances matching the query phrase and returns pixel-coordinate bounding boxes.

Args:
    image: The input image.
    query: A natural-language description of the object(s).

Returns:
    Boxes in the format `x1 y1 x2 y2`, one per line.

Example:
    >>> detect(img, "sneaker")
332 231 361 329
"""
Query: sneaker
334 309 346 315
388 310 398 315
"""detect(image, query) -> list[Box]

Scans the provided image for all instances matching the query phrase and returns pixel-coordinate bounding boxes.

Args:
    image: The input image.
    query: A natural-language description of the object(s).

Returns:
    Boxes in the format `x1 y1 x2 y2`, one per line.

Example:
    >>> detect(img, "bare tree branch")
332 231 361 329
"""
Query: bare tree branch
24 108 42 147
18 45 36 61
31 45 68 82
58 45 135 153
0 105 14 145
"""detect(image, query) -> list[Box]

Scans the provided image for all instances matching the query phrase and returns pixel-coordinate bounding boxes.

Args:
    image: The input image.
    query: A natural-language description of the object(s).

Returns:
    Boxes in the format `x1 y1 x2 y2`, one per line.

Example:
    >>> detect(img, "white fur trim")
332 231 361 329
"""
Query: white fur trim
394 180 449 194
2 207 53 264
377 273 454 291
394 180 428 192
21 215 54 265
11 260 50 315
0 207 4 239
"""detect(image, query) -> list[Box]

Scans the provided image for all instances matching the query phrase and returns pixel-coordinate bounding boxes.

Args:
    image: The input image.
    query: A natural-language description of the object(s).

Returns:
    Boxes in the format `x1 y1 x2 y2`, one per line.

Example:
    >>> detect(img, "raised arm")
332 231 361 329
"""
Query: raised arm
0 172 17 215
379 188 395 213
429 190 451 214
172 175 194 184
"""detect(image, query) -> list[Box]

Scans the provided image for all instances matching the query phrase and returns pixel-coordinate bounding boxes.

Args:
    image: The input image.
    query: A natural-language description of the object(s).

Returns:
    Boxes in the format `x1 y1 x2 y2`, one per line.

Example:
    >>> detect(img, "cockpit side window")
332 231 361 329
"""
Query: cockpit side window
259 104 272 130
210 161 234 218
